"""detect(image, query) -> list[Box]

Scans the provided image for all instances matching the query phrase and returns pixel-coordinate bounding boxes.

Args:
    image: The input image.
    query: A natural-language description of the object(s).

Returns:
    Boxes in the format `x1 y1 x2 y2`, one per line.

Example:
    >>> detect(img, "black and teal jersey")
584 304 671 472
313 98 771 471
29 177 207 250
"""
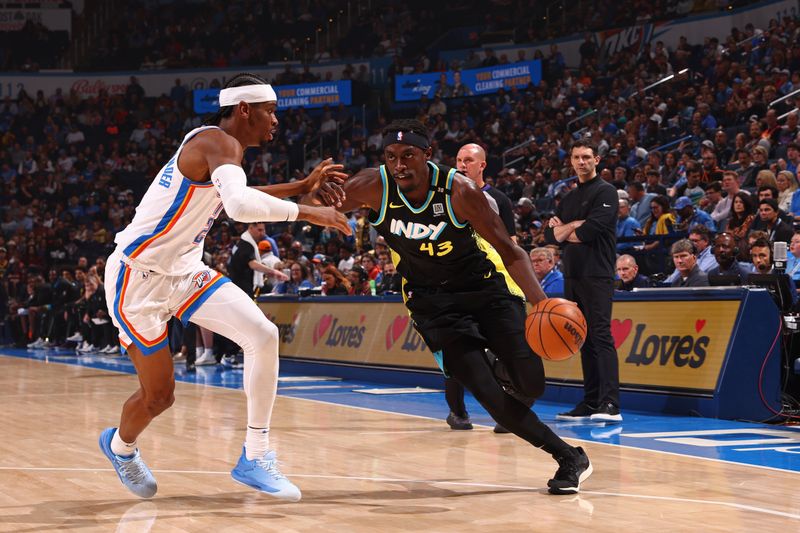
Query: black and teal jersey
368 161 523 298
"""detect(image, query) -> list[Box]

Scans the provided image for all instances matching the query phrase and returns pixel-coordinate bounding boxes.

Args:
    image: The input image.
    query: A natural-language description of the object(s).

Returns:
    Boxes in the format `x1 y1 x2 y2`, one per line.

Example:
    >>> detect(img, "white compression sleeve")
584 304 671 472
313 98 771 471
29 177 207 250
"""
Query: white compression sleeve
211 163 299 222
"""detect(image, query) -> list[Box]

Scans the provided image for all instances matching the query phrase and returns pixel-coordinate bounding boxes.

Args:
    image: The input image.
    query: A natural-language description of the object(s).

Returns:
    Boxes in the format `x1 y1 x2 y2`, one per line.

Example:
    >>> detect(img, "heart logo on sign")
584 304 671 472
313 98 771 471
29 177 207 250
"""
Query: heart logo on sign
611 318 633 349
386 316 409 350
695 319 706 333
313 314 333 346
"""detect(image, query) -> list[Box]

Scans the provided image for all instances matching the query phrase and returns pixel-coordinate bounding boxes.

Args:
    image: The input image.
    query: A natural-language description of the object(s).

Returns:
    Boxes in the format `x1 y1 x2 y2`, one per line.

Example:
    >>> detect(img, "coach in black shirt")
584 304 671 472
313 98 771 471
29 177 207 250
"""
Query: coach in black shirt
544 140 622 422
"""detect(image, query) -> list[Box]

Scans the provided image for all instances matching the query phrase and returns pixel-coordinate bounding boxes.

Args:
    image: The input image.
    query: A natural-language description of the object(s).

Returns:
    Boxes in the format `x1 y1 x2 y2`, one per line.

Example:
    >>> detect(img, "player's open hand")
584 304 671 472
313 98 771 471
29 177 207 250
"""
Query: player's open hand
301 205 352 236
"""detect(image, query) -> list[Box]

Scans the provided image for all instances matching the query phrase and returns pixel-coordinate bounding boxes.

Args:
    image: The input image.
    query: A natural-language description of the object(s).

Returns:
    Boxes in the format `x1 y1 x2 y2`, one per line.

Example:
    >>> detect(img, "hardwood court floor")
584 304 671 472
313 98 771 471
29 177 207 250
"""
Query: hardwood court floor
1 355 799 532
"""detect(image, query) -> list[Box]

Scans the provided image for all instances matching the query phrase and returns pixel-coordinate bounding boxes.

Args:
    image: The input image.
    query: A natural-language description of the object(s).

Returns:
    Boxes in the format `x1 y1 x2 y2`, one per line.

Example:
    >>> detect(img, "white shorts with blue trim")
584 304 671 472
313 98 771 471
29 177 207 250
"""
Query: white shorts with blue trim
104 250 230 355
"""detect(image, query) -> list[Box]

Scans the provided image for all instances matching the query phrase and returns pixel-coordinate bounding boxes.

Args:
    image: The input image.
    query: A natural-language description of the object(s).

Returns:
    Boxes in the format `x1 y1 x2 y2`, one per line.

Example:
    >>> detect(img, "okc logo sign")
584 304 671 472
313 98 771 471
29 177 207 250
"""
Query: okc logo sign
385 315 428 352
192 270 212 289
313 313 366 348
612 317 710 369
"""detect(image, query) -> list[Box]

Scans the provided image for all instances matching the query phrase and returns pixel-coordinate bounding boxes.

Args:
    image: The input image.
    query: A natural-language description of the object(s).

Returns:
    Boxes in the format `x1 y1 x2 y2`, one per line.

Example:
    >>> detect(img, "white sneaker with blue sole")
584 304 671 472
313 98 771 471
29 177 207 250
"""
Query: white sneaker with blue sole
230 446 301 502
98 427 157 499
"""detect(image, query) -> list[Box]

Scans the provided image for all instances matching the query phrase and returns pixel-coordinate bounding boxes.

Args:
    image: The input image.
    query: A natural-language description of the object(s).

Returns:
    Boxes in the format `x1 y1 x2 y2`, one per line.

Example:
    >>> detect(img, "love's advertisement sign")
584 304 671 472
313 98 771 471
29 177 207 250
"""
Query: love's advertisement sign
261 299 741 393
259 300 437 369
543 300 741 392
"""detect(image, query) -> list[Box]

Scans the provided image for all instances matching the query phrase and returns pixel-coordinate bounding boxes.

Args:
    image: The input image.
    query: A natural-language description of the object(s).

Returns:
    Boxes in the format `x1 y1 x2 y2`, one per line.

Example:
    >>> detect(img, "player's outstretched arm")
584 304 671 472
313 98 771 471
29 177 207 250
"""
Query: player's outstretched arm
301 167 383 214
450 175 547 304
253 158 348 205
184 129 351 234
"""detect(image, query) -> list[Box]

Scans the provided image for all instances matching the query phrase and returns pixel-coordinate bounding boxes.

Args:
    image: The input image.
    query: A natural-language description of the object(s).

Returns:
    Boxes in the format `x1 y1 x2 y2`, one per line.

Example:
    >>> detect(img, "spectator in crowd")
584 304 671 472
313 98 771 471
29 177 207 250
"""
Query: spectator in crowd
669 239 709 287
257 240 285 293
712 171 745 227
751 198 794 245
75 266 117 354
376 260 401 294
626 182 656 227
688 226 719 273
346 265 372 296
786 232 800 282
776 170 798 213
529 247 564 295
701 181 723 217
616 198 641 252
360 253 381 281
707 232 753 283
641 195 675 261
338 242 355 272
674 163 706 204
674 195 717 232
320 265 351 296
725 192 756 255
615 254 648 291
273 262 315 295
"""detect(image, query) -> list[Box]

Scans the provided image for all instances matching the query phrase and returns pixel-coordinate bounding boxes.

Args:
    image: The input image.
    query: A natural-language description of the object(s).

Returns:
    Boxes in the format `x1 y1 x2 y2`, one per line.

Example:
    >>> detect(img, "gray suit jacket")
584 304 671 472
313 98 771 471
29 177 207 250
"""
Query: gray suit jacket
670 265 709 287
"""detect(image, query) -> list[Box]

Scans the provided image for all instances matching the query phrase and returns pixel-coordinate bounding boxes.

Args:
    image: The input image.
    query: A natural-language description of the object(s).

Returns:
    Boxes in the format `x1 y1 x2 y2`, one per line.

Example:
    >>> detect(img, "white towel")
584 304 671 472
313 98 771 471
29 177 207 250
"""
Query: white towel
240 230 265 290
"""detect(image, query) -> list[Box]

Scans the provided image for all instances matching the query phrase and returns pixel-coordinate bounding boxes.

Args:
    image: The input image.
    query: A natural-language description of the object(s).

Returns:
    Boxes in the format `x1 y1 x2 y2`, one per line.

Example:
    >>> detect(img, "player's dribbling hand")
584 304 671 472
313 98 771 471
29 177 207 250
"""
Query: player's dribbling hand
316 181 347 207
307 158 348 207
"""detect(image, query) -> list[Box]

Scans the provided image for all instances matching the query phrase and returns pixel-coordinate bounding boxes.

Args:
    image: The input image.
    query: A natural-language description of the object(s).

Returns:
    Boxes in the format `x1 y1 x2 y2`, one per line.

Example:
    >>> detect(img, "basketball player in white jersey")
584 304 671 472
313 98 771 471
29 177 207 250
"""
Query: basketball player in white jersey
99 73 351 502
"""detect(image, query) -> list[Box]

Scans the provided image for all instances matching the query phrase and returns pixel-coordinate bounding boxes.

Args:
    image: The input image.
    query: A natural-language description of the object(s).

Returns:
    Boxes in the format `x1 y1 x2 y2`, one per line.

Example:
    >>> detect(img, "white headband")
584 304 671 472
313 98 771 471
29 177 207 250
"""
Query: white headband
218 84 277 107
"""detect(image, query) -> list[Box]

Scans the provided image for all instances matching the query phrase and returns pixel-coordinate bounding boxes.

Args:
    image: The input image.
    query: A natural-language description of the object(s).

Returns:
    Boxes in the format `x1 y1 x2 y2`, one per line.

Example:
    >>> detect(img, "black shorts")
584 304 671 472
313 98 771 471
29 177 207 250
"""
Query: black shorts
404 280 533 360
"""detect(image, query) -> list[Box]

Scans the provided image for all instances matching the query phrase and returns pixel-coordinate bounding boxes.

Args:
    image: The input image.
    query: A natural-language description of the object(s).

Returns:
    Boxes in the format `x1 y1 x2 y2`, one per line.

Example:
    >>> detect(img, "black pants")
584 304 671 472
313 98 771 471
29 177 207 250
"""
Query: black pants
442 340 567 455
408 284 569 455
444 349 536 418
564 276 619 408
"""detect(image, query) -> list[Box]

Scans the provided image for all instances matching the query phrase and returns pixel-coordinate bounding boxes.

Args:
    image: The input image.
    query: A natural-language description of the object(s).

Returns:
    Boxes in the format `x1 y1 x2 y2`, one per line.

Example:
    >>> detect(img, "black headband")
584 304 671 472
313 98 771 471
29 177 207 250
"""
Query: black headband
382 130 430 151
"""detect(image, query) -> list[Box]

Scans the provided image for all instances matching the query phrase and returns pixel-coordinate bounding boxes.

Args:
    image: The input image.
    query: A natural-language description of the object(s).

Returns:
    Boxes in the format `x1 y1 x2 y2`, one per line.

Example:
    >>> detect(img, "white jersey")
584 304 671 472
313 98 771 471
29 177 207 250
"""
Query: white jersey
113 126 225 276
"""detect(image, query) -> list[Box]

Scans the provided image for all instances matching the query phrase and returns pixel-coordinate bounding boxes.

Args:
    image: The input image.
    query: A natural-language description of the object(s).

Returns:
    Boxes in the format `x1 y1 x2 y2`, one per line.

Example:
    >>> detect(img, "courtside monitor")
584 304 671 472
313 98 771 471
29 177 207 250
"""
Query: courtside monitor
747 273 795 313
708 275 741 287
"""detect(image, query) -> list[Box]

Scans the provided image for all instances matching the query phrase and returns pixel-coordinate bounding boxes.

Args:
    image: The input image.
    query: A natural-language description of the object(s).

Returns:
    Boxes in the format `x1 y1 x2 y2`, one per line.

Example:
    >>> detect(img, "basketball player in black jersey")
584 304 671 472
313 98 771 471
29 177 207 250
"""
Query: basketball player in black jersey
306 119 592 494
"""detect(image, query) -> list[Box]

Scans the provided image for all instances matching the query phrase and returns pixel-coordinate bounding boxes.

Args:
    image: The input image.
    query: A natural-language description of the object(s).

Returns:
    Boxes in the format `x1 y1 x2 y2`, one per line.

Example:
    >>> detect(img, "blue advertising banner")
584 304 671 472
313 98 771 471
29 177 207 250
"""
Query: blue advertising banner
394 60 541 102
194 89 220 114
275 81 352 109
193 81 352 114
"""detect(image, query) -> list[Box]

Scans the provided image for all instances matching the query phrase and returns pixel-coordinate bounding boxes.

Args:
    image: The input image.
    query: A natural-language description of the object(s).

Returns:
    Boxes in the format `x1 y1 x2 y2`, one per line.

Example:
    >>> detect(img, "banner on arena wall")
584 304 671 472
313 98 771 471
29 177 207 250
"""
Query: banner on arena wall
394 60 541 102
0 8 71 33
194 81 352 113
258 300 437 369
0 62 366 100
260 298 741 392
542 300 740 392
439 0 797 68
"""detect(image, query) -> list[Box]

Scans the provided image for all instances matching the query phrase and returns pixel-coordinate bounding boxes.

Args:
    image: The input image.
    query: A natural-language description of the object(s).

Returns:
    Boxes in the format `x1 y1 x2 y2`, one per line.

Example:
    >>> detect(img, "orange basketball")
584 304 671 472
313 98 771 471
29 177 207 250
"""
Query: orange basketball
525 297 586 361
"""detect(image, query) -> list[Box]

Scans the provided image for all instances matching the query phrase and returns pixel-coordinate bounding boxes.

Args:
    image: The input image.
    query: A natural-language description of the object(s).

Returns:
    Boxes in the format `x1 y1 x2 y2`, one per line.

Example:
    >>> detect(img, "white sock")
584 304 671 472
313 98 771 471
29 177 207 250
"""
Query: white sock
203 347 213 358
195 347 203 358
111 429 137 458
245 426 270 460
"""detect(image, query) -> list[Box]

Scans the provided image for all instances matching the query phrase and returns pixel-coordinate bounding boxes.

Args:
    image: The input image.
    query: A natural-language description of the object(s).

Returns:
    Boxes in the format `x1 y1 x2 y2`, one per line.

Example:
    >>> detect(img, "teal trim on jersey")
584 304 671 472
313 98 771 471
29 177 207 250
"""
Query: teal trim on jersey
445 168 467 228
432 350 449 377
372 166 390 226
396 161 439 213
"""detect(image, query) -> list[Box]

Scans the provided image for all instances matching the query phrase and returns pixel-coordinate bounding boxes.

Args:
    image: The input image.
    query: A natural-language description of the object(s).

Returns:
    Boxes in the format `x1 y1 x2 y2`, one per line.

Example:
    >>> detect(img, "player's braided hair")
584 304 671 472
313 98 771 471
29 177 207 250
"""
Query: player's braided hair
382 119 430 141
205 72 270 126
